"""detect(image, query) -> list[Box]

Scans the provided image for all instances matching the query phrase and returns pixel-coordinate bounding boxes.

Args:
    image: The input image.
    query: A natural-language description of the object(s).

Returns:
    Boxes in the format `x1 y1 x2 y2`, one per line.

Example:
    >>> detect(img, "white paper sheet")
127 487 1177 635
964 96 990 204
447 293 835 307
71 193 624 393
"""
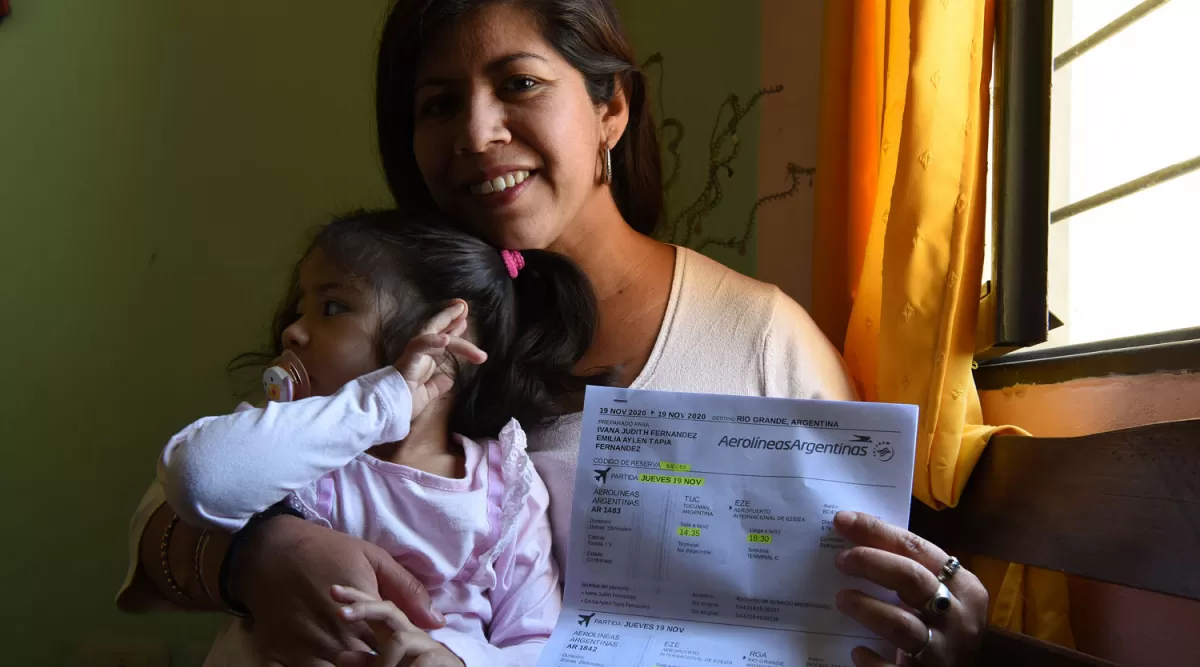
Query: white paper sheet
536 386 919 667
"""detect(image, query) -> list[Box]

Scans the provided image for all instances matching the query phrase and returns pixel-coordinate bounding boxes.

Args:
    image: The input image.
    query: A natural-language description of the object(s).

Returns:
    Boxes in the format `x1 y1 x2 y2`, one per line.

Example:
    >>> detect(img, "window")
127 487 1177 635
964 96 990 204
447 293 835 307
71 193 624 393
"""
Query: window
1047 0 1200 348
983 0 1200 356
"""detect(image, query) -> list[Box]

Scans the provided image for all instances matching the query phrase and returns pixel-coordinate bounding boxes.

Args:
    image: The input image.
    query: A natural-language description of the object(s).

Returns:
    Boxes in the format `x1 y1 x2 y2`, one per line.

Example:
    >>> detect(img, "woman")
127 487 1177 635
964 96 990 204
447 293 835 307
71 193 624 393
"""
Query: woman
119 1 988 665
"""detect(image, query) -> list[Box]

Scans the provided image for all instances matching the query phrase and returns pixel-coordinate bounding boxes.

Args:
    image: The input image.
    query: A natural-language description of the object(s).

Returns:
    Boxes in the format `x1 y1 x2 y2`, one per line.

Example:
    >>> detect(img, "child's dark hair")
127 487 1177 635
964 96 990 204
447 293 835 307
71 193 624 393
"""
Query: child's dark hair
239 208 609 438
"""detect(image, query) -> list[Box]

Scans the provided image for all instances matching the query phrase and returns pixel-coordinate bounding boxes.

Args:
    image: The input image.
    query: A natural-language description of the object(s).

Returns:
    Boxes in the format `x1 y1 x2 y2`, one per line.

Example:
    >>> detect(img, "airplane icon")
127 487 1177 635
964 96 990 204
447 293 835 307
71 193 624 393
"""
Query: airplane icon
578 613 596 627
851 435 873 443
594 467 611 484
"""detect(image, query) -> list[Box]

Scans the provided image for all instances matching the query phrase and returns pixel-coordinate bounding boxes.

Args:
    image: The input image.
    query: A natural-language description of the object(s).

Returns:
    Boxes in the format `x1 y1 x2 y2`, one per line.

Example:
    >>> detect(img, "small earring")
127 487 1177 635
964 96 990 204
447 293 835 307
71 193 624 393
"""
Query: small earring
601 144 613 185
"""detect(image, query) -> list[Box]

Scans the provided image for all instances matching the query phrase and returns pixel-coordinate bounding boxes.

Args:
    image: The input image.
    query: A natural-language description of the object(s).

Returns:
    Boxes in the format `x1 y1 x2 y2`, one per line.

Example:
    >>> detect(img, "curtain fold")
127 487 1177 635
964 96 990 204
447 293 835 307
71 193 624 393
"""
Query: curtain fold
814 0 1073 646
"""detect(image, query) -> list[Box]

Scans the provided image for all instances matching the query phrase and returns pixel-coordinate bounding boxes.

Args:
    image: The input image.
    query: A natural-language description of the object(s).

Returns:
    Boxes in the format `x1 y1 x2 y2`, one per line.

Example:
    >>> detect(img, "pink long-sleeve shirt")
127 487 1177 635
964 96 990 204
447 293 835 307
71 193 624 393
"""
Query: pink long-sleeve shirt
158 367 560 667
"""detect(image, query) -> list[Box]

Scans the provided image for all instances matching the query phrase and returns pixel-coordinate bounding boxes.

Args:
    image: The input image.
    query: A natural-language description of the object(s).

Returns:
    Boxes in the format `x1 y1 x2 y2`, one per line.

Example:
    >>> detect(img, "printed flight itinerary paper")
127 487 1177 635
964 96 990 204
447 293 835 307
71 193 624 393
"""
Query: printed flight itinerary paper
536 386 919 667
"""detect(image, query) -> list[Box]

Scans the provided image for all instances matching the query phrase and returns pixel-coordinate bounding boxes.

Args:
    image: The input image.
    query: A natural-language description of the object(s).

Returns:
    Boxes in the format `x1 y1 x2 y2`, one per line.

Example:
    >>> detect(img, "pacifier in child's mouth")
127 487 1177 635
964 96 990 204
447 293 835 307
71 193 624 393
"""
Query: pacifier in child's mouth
262 350 311 402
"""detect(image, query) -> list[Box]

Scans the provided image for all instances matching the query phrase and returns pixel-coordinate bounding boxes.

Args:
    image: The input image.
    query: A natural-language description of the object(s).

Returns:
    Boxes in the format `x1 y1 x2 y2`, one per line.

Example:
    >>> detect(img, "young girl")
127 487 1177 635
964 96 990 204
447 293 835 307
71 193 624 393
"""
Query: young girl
158 209 605 666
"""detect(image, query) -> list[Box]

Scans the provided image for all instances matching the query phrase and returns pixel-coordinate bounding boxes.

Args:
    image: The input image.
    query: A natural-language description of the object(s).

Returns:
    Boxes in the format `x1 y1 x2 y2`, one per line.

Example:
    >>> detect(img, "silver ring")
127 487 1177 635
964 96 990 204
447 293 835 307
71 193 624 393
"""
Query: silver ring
906 625 933 662
937 556 962 583
923 581 953 617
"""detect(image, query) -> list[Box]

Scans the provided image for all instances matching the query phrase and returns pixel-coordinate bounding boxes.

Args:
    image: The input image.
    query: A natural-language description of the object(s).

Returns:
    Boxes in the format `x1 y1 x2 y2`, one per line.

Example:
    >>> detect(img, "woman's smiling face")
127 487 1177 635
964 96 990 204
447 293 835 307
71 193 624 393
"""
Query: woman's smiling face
410 5 616 250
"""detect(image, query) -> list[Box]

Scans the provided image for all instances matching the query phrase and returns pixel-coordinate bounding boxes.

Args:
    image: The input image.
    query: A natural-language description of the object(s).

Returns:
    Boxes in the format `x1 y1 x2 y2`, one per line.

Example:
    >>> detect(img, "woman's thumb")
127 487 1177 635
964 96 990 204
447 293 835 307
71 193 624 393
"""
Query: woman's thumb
367 549 445 629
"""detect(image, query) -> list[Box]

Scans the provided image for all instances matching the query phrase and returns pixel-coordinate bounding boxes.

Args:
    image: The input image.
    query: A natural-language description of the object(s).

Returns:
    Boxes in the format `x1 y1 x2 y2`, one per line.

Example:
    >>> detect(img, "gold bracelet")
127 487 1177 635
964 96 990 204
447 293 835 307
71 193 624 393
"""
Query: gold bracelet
159 514 193 604
193 530 216 605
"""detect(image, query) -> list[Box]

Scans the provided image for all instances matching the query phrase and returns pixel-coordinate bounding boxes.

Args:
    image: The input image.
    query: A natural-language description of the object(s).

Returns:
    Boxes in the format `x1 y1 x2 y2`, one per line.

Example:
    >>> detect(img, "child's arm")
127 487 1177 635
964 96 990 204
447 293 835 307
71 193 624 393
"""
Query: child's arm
430 470 561 666
158 367 413 532
159 306 486 533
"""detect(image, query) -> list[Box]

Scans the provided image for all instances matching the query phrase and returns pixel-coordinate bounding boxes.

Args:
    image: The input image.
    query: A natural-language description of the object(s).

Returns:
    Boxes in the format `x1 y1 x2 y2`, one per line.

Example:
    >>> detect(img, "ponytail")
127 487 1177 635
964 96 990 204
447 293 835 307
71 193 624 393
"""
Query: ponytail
509 250 611 415
456 249 614 434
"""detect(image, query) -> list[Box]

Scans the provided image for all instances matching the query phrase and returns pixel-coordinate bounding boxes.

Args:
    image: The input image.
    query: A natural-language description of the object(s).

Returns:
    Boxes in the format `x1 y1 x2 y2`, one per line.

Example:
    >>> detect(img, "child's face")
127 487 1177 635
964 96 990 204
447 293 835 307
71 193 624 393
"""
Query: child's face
281 249 385 396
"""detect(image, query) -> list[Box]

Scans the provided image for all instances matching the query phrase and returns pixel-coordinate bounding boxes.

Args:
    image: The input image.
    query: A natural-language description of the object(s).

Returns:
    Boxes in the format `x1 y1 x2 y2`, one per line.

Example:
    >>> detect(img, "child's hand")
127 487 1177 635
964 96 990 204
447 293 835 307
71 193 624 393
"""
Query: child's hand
332 585 465 667
393 300 488 419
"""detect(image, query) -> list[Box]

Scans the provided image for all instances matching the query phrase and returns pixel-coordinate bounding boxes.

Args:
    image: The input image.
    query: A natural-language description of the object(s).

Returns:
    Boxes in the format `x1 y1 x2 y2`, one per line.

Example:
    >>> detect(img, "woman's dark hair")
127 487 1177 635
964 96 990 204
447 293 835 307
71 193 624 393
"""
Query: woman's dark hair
241 208 608 438
376 0 662 235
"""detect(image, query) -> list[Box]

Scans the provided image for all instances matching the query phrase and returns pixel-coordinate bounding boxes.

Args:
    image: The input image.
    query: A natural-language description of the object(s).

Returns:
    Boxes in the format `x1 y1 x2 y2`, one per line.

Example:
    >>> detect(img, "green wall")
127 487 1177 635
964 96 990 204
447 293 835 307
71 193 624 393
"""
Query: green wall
615 0 764 276
0 1 764 663
0 1 391 663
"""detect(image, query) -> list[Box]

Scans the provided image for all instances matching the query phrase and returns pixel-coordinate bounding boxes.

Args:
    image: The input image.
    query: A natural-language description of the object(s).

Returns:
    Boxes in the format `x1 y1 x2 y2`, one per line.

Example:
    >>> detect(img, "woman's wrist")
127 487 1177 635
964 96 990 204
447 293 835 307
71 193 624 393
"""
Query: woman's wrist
138 502 231 611
220 503 306 615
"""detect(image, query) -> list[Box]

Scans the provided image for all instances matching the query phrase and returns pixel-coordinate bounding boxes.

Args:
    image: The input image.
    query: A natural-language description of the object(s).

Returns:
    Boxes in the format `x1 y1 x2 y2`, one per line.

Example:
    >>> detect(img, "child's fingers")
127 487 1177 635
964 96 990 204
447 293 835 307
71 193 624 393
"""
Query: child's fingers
330 584 377 605
445 309 469 337
341 600 419 635
443 337 488 365
424 371 456 403
394 334 449 378
425 374 455 402
405 334 451 358
419 300 468 337
338 601 438 667
371 629 446 667
397 335 485 377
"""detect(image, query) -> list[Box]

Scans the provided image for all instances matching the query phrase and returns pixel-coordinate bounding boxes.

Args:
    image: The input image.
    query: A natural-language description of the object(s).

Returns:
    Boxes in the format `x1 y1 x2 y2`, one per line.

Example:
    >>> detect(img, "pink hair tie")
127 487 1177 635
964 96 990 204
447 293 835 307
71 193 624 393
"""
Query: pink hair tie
501 249 525 279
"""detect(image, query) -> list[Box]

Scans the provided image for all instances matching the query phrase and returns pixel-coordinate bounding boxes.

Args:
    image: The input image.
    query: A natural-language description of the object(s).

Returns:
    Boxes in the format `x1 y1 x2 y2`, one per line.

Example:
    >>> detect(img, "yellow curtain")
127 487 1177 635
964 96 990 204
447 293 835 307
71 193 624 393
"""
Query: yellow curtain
813 0 1073 645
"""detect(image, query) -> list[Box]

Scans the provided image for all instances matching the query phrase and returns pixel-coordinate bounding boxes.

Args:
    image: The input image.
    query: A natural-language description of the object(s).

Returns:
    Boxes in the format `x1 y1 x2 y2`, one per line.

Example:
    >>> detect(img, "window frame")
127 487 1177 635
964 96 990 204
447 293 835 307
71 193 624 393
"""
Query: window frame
979 0 1053 359
977 0 1200 376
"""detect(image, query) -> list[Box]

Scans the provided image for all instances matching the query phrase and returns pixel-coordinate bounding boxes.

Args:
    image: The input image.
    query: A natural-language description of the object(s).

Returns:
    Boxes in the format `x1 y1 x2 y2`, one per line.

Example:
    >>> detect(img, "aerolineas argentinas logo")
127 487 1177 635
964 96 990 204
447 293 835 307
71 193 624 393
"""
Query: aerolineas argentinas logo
853 434 896 462
715 432 895 461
